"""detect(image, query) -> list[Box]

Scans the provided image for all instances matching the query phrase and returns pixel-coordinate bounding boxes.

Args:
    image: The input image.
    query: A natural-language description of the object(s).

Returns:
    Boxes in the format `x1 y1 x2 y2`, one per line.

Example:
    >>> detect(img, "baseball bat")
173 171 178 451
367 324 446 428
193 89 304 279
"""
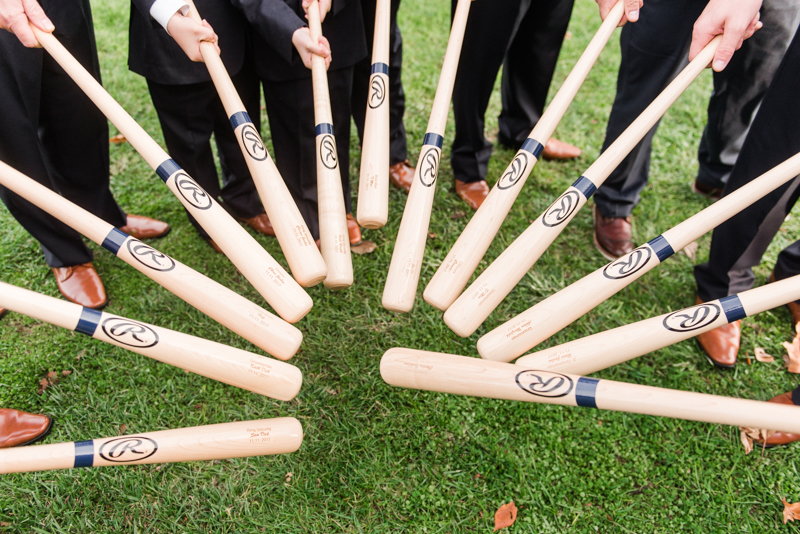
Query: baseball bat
0 159 302 361
308 0 353 289
0 281 302 400
516 274 800 374
382 0 472 312
423 1 624 311
381 348 800 435
478 150 800 362
0 418 302 474
185 1 327 287
30 25 312 323
443 37 721 337
356 0 392 229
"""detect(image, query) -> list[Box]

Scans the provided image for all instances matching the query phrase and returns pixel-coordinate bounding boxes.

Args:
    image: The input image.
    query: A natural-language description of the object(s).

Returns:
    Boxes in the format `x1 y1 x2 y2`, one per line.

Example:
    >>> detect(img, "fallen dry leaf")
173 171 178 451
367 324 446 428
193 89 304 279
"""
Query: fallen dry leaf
755 347 775 363
781 323 800 373
494 502 517 531
351 240 377 255
682 241 699 261
120 424 127 434
739 426 774 455
783 499 800 523
564 31 572 40
451 211 466 220
37 370 61 394
109 134 127 144
284 472 293 484
428 232 437 239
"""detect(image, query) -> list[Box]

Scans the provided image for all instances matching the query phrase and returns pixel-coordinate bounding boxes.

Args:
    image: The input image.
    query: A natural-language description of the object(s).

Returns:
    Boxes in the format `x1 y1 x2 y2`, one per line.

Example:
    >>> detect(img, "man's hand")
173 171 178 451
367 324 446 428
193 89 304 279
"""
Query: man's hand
689 0 762 71
166 13 219 62
595 0 642 26
302 0 332 23
292 27 331 70
0 0 53 47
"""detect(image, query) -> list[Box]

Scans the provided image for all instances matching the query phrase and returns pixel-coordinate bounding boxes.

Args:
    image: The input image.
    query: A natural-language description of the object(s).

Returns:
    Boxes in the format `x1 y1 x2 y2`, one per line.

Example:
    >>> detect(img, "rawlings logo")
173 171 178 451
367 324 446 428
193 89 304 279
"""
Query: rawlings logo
101 317 159 348
368 75 386 109
497 153 529 190
175 173 212 210
127 240 176 272
542 191 580 227
419 148 439 187
515 370 573 398
602 246 652 279
319 134 338 170
240 124 267 161
99 437 158 463
663 304 721 332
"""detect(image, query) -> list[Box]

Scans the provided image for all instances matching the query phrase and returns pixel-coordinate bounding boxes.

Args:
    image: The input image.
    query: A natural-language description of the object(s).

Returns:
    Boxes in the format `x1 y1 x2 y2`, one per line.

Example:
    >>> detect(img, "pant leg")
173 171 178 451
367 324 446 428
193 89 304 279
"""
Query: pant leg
694 26 800 301
450 0 524 184
593 0 703 218
497 0 574 146
793 386 800 406
696 0 800 189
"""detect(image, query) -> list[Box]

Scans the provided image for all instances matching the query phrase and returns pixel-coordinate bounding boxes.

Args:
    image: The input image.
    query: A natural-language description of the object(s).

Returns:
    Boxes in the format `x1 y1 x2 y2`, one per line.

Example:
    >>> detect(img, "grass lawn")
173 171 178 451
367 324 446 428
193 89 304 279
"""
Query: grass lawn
2 0 800 531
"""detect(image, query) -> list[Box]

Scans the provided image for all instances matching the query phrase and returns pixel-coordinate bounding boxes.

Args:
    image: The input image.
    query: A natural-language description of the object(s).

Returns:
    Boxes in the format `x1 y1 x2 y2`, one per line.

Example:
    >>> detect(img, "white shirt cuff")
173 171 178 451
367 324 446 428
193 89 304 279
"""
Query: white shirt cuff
150 0 190 33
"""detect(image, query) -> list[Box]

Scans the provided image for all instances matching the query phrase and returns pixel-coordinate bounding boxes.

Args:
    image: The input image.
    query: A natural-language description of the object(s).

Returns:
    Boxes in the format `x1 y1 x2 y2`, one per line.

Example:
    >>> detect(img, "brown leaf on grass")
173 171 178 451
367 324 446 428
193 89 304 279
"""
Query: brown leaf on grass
109 134 127 144
451 211 466 220
755 347 775 363
120 424 127 435
351 240 377 255
783 499 800 523
781 323 800 373
682 241 699 260
739 426 774 455
428 232 437 239
37 370 60 394
494 502 517 531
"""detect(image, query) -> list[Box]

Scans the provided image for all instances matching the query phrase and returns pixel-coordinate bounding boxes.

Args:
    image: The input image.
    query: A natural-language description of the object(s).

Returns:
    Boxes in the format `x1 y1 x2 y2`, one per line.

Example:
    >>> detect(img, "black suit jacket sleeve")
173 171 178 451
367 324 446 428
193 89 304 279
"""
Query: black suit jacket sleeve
231 0 305 65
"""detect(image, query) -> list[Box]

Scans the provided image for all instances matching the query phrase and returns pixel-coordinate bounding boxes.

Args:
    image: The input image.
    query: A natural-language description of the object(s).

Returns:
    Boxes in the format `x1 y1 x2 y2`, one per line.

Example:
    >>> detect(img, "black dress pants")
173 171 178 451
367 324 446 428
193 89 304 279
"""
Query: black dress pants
0 0 126 267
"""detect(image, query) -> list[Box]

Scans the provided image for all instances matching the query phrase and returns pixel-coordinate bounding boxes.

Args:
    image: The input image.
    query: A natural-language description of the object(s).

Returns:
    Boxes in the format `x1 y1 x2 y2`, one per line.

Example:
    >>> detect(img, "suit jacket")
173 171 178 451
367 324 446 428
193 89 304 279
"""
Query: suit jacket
128 0 249 84
232 0 366 82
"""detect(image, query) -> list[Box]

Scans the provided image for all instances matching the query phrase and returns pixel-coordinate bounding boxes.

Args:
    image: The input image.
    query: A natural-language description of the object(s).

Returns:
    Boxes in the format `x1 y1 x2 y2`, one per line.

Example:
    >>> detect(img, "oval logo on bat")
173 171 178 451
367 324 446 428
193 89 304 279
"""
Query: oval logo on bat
99 437 158 463
127 240 176 272
101 317 159 348
602 246 652 279
241 124 267 161
542 190 580 227
515 370 574 398
319 134 338 170
175 173 212 210
497 152 529 190
419 148 439 187
368 75 386 109
663 303 721 332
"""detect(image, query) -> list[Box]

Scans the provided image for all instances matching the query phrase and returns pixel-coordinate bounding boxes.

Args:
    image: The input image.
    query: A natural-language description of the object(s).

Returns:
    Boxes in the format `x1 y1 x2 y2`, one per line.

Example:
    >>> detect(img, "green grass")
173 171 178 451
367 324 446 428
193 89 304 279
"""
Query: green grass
2 0 800 531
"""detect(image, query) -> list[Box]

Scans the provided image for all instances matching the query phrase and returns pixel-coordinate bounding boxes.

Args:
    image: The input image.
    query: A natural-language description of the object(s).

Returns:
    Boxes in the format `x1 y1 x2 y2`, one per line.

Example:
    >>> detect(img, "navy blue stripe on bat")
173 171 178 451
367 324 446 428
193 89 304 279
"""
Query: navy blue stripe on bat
73 440 94 468
571 176 596 199
647 235 675 262
423 133 443 149
101 227 128 255
371 62 389 75
520 138 544 159
155 159 181 183
315 123 334 136
575 377 599 408
720 295 747 322
229 111 252 130
75 307 102 336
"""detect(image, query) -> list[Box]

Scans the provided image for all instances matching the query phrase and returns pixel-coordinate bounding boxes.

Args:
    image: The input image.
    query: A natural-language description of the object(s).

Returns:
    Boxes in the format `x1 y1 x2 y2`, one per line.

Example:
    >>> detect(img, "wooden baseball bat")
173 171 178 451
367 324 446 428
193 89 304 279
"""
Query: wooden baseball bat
382 0 472 312
0 418 302 474
30 25 312 323
308 0 353 289
443 37 722 337
0 282 302 400
185 1 327 288
423 1 624 311
0 159 302 361
356 0 392 229
516 275 800 374
381 348 800 434
478 150 800 362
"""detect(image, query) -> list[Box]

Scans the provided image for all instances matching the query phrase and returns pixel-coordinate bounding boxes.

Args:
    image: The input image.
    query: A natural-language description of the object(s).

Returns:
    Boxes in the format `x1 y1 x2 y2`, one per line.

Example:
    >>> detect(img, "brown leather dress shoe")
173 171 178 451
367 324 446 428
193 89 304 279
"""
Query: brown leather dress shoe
455 179 489 210
0 307 6 320
242 213 276 237
346 213 362 245
768 273 800 329
695 297 740 368
593 205 633 260
692 180 723 200
541 138 581 161
119 214 170 239
52 263 108 309
755 392 800 447
389 160 415 193
0 409 53 448
205 238 223 253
